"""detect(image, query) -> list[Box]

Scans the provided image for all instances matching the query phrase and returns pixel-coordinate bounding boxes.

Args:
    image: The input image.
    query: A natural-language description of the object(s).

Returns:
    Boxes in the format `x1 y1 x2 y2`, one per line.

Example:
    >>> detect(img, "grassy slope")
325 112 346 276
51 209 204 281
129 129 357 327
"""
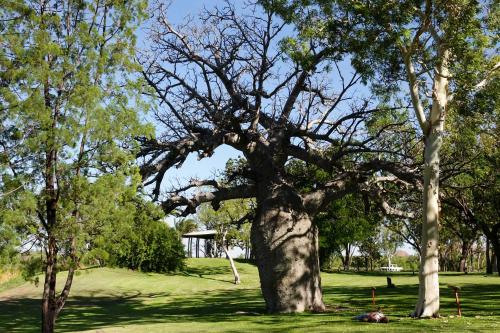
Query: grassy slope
0 259 499 332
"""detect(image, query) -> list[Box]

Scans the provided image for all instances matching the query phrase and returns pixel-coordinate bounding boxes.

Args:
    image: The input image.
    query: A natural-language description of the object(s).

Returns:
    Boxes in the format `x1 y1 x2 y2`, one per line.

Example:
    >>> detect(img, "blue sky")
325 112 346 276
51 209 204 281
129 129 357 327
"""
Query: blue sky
151 0 244 188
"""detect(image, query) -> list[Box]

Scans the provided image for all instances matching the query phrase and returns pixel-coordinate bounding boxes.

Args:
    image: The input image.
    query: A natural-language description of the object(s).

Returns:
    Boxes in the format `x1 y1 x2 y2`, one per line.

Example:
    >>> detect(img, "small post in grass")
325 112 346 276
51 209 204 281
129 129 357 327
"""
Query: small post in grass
449 285 462 317
371 287 376 307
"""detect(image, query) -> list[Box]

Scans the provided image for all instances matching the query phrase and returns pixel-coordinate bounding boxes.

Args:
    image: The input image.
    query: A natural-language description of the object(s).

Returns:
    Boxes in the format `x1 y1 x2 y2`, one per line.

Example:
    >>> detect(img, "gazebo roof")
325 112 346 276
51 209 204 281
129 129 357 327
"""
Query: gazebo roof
182 230 217 239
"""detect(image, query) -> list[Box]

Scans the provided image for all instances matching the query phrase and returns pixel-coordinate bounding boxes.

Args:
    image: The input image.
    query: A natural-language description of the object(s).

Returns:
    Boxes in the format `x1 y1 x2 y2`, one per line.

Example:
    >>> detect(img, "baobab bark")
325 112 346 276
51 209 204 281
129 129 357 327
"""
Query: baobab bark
251 183 325 313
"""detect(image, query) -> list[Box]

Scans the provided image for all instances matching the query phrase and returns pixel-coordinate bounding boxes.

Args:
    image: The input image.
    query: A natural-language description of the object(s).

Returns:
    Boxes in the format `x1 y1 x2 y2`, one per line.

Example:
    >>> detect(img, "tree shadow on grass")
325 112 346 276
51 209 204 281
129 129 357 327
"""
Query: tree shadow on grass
0 283 498 332
324 283 500 318
177 264 236 284
0 288 265 333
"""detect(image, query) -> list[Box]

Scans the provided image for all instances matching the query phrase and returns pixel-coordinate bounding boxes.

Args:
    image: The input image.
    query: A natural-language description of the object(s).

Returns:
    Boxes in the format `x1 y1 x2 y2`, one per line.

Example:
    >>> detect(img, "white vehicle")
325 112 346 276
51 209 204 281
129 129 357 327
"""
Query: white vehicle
380 264 403 272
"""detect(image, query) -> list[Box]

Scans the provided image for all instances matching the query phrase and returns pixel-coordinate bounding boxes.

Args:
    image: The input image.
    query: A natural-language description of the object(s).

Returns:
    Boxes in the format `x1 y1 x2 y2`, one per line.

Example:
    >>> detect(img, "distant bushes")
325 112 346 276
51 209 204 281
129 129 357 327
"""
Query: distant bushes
84 199 185 273
109 219 185 273
321 254 420 273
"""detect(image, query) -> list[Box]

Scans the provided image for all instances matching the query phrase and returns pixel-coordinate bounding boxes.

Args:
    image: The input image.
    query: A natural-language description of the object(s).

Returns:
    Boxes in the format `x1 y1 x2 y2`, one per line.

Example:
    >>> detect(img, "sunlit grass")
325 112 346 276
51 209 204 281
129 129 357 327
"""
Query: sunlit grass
0 258 499 332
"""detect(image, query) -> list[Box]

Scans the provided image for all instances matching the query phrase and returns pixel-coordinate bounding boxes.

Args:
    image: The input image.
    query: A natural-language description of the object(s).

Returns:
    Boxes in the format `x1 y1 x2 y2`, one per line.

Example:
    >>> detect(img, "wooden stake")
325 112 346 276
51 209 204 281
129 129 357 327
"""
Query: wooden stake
371 287 376 306
449 285 462 317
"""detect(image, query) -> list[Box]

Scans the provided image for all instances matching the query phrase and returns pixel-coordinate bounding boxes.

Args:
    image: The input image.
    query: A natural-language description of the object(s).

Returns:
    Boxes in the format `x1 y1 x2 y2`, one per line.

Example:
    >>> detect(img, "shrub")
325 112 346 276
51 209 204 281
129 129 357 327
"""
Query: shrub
104 199 185 273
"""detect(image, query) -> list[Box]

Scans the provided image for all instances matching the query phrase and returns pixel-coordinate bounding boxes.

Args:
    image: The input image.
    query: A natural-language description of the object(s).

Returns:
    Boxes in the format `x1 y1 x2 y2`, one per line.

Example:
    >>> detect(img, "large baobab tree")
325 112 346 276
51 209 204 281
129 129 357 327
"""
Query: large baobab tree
139 2 411 313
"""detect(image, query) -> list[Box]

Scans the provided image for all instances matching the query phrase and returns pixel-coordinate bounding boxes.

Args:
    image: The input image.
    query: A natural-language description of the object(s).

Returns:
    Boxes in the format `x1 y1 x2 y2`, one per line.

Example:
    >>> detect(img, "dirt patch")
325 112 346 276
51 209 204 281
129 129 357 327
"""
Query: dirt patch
0 270 19 284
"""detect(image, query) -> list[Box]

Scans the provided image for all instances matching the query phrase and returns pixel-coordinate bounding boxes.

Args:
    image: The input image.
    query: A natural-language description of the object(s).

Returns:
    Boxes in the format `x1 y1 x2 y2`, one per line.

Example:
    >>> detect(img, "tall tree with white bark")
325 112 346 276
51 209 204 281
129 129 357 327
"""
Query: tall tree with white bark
265 0 497 317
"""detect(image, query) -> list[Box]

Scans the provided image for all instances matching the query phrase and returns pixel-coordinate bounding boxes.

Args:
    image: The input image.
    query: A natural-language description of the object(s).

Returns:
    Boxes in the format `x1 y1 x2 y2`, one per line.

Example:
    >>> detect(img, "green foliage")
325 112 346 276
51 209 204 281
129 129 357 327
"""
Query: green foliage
197 199 253 255
316 194 377 267
21 255 43 286
0 3 150 327
102 199 185 273
0 0 149 259
174 218 199 238
377 225 404 265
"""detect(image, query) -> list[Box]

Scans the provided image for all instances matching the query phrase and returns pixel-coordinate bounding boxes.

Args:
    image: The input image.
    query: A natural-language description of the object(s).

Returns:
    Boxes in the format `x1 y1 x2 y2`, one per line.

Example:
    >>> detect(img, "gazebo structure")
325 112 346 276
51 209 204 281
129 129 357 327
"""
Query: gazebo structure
181 229 241 284
182 230 217 258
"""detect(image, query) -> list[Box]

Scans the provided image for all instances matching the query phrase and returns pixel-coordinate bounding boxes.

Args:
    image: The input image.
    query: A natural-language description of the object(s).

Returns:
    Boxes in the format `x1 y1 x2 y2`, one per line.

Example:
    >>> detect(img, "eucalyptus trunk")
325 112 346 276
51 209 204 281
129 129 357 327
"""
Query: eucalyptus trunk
251 183 325 313
413 49 450 318
414 120 442 318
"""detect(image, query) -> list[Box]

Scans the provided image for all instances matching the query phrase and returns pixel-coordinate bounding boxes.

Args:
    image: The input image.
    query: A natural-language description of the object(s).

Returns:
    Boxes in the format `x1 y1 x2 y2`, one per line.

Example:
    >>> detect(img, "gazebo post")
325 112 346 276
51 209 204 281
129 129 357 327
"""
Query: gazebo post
196 238 200 258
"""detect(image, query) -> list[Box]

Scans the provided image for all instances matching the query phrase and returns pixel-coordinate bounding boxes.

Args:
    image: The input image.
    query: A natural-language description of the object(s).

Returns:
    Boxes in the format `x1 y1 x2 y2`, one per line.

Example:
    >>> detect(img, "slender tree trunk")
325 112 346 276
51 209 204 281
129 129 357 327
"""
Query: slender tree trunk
42 135 59 333
491 240 500 276
476 251 481 272
42 234 57 333
486 238 492 274
344 244 351 271
459 241 469 273
222 232 240 284
251 184 325 313
494 255 499 275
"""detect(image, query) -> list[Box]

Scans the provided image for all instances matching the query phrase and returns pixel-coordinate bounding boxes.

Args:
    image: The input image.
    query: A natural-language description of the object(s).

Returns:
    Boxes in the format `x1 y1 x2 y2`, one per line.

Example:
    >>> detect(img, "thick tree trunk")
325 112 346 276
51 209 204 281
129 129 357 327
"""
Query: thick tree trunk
251 184 325 313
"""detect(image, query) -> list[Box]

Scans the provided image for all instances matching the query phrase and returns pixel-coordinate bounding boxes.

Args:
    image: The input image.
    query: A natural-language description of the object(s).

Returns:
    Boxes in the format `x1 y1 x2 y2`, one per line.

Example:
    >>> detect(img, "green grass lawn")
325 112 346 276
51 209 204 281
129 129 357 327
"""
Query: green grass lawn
0 259 499 332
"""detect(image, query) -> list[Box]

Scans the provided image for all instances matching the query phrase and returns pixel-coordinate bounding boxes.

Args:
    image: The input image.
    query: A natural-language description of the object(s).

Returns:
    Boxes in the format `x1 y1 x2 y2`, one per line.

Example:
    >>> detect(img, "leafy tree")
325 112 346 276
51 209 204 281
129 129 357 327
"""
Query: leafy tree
358 237 382 271
316 194 376 270
265 0 497 317
0 1 147 331
197 199 254 284
441 88 500 275
377 225 403 268
0 182 22 270
197 199 253 257
103 198 185 273
174 218 199 238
